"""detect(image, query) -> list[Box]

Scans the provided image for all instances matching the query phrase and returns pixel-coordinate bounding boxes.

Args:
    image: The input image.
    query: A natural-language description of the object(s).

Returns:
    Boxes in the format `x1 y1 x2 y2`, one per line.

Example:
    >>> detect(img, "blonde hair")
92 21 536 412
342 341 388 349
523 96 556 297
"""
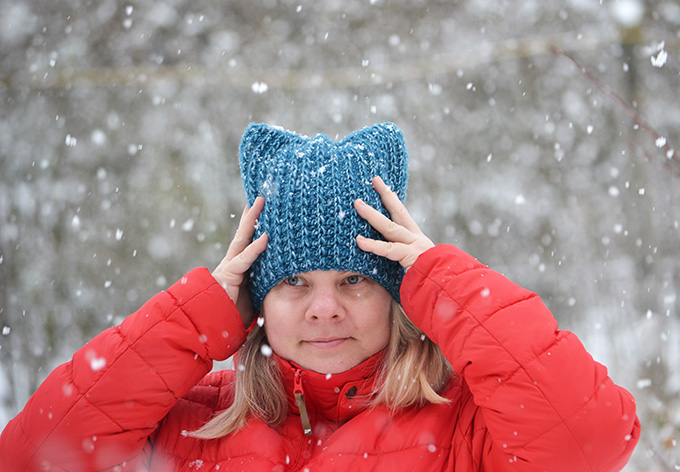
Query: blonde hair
191 300 452 439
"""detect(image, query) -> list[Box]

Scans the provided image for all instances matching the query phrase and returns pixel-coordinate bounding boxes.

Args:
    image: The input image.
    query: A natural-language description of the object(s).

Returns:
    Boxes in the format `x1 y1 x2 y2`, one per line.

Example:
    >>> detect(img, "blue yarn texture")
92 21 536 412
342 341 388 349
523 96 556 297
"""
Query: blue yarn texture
239 122 409 312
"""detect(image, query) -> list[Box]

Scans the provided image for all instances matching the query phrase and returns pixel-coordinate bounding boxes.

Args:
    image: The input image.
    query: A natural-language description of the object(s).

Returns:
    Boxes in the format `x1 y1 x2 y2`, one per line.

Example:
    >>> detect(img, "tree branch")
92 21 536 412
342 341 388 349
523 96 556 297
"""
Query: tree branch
549 44 680 170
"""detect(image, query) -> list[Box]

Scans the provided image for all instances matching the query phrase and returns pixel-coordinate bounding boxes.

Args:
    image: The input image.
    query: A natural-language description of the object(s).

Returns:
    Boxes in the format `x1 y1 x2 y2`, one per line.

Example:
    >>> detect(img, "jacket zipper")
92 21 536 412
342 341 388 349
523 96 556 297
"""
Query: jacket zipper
294 369 313 436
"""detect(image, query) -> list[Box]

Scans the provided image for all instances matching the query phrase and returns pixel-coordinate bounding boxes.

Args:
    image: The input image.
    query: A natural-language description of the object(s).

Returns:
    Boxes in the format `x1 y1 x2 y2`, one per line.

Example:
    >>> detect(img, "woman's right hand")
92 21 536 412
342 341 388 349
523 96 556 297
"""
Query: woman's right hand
213 197 268 328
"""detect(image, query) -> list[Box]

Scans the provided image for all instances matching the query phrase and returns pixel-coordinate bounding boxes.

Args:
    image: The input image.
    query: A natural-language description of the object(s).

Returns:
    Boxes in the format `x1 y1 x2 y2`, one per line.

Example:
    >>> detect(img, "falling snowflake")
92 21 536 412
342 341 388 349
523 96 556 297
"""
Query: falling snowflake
651 49 668 68
90 357 106 371
260 344 273 357
251 82 269 94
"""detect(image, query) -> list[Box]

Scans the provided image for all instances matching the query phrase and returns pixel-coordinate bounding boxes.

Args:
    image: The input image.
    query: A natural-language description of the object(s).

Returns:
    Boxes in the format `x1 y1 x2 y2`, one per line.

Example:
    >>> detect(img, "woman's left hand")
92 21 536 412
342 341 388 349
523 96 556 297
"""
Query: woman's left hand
354 176 434 271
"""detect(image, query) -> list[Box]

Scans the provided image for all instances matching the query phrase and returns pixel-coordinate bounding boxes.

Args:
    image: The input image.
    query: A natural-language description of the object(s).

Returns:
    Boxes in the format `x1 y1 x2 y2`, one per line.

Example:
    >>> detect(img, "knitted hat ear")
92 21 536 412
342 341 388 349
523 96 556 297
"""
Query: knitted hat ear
238 122 409 312
239 123 307 206
339 121 408 204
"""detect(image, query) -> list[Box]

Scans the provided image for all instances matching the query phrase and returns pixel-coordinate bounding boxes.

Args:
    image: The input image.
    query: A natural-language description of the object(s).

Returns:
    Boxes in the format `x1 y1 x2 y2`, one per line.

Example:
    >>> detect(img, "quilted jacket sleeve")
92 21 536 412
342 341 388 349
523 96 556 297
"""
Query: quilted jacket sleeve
400 245 640 472
0 267 247 472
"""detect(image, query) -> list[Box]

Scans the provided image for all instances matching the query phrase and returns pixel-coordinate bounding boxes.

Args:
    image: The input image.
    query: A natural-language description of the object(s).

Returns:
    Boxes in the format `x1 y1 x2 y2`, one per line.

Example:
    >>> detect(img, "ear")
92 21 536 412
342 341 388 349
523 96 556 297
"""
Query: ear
239 123 306 205
343 122 409 202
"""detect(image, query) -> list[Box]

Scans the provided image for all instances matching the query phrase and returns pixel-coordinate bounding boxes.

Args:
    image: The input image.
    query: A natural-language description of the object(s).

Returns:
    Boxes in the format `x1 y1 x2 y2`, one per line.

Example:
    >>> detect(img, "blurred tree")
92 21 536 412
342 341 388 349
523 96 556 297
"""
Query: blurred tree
1 0 679 469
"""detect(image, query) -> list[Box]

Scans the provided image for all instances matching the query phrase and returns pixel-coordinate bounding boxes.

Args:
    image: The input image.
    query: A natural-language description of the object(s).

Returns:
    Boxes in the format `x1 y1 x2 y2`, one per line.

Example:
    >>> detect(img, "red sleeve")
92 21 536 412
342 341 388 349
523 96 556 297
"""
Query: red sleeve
0 267 246 472
400 244 640 472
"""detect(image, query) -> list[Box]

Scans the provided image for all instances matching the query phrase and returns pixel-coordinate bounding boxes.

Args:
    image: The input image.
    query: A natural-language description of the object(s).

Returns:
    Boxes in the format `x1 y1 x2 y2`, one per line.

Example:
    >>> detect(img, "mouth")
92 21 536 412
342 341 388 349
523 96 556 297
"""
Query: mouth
304 338 349 350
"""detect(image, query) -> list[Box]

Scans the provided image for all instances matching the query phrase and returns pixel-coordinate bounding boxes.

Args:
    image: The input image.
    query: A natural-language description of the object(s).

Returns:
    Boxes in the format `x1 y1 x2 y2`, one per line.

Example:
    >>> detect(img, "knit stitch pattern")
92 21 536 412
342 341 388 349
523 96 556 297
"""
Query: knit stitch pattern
239 122 409 311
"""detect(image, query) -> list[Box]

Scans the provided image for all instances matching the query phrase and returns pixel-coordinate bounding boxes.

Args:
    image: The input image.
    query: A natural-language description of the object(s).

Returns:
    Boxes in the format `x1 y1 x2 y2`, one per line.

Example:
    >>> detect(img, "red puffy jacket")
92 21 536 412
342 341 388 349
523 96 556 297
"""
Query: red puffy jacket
0 245 640 471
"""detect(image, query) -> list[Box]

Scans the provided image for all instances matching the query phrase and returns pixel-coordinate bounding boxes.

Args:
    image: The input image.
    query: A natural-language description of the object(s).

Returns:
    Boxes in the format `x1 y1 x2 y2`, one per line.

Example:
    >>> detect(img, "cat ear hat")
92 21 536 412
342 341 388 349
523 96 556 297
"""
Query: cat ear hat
239 122 409 312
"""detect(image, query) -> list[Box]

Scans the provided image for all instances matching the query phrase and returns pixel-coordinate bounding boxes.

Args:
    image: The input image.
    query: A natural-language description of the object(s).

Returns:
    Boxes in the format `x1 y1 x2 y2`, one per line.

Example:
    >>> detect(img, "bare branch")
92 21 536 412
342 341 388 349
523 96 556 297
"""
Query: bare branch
549 44 680 169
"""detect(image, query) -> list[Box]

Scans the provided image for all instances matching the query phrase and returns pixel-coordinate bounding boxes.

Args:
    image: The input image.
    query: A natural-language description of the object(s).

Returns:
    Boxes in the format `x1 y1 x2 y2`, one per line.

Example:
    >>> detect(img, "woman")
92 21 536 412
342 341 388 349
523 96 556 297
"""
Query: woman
0 123 639 471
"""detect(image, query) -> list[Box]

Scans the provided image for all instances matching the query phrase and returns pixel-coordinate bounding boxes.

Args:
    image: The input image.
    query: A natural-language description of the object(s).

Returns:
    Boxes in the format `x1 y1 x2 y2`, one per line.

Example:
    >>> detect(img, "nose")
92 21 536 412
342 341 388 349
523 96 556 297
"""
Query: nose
305 285 345 322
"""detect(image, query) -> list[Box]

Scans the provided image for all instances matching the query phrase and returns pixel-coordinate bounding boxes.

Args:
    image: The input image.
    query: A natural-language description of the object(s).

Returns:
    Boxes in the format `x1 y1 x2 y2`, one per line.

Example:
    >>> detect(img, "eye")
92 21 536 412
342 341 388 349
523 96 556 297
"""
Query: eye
345 275 365 285
284 276 304 286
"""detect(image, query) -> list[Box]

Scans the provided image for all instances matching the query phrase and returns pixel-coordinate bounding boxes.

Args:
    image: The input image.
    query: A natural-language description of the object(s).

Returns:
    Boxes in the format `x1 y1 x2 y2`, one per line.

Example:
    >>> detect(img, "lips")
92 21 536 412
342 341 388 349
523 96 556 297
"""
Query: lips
304 338 349 349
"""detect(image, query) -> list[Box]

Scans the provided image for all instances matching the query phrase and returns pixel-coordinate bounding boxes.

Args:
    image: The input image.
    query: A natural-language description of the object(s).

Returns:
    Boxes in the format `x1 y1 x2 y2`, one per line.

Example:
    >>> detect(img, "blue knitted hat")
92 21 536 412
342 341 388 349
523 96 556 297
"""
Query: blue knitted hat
239 122 409 312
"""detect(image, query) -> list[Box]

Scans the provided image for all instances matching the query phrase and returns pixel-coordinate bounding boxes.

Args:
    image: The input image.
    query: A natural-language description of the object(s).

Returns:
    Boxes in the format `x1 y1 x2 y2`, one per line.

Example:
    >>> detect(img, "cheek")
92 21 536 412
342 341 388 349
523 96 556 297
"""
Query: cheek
263 312 286 339
262 301 286 344
375 314 392 346
262 303 300 355
363 301 392 344
263 318 288 357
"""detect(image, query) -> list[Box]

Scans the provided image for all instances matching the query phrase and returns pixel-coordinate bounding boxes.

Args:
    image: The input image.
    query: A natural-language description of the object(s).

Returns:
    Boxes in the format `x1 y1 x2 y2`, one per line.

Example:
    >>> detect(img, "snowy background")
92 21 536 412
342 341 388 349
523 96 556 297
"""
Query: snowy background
1 0 679 469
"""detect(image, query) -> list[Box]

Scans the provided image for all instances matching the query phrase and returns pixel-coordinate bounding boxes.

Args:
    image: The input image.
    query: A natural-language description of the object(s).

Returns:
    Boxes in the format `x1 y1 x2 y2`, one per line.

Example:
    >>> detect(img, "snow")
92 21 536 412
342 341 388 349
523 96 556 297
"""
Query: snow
65 134 78 147
0 2 678 470
651 49 668 68
90 129 106 146
260 344 273 357
251 82 269 94
0 3 38 45
610 0 645 27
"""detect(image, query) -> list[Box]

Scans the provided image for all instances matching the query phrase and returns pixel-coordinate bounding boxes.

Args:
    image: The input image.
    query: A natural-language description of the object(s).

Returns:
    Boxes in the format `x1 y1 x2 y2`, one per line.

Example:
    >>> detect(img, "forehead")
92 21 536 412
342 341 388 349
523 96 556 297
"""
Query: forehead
285 270 358 281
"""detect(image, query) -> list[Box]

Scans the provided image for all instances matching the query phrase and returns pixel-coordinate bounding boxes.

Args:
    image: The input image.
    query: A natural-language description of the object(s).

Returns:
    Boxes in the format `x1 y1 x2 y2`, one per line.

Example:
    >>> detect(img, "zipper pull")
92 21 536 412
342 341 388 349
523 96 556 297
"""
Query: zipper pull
294 369 313 436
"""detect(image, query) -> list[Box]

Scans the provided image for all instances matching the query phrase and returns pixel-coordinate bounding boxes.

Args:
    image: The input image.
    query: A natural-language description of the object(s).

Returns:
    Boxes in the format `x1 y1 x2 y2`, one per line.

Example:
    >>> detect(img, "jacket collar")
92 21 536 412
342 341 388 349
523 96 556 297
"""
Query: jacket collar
275 349 385 425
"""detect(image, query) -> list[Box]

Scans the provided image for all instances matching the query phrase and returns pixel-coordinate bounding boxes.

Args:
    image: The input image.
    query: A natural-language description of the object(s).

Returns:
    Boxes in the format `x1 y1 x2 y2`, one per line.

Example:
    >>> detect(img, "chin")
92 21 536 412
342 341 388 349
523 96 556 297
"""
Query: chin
307 358 359 375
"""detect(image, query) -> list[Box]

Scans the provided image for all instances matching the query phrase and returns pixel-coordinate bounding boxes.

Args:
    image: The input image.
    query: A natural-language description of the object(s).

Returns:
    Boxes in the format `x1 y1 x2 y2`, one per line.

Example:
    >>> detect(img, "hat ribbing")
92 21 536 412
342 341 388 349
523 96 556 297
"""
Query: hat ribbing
239 122 409 312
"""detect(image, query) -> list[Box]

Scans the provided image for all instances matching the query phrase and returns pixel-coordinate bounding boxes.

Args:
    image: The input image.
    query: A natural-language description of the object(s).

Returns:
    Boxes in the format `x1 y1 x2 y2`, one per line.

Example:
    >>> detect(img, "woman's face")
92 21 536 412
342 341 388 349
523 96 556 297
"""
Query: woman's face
262 270 392 374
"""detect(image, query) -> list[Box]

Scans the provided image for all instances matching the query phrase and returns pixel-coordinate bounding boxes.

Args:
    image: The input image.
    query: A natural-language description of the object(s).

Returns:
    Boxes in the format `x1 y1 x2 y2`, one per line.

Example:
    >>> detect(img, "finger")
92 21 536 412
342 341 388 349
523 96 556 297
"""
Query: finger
355 235 412 264
354 199 415 243
225 206 252 260
356 234 428 270
226 197 265 260
223 233 268 282
238 201 251 225
371 176 419 232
